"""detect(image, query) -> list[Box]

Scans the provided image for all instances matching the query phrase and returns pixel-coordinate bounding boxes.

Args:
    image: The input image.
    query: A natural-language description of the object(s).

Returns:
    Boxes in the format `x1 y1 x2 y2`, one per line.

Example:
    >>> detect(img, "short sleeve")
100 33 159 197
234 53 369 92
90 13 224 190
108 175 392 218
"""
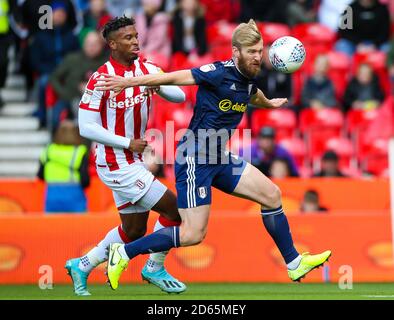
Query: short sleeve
79 71 105 112
191 62 226 87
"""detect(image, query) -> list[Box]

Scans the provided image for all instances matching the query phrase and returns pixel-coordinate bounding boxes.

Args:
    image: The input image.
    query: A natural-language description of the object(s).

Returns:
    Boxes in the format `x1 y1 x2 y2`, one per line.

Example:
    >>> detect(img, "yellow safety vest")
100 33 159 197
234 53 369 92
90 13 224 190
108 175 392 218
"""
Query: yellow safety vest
0 0 9 34
40 144 88 184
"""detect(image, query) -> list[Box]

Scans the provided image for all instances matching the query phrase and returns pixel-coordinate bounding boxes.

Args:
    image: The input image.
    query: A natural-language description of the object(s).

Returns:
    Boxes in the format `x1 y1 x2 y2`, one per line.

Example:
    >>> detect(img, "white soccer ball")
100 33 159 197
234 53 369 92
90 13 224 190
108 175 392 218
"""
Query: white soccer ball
268 36 306 74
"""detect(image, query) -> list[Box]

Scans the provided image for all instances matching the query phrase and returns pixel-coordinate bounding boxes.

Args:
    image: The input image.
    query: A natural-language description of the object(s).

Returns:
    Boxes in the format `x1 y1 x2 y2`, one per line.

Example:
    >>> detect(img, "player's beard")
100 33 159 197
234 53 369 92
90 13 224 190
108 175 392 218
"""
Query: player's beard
238 54 261 78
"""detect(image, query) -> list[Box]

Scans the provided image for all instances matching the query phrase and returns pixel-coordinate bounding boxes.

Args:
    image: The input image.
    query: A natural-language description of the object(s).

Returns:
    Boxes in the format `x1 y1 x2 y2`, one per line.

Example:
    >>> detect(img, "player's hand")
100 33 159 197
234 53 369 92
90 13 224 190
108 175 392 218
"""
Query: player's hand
95 74 129 97
269 98 288 108
129 139 148 153
143 86 160 98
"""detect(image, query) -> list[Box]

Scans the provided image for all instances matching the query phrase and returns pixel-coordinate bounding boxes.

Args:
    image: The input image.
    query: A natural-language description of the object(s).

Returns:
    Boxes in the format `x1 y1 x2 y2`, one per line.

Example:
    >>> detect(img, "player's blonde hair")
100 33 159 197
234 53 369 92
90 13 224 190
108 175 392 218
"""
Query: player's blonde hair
232 19 262 49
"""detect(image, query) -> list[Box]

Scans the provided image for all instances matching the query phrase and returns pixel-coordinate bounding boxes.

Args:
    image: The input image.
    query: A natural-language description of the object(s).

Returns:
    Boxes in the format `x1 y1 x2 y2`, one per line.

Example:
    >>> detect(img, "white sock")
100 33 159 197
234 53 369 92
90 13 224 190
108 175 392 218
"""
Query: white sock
78 226 125 273
287 255 302 270
118 244 130 260
145 219 169 273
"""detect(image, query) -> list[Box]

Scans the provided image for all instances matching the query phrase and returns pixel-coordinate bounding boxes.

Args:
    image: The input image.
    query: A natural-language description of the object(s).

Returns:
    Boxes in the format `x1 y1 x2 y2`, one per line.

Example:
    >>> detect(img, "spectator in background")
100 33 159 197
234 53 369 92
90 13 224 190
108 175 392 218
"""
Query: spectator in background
269 157 293 179
0 0 11 109
135 0 171 58
286 0 316 27
343 63 385 112
199 0 239 25
171 0 207 57
49 30 107 132
335 0 391 57
253 44 293 117
30 1 79 128
301 54 337 110
37 120 90 213
318 0 352 31
300 189 328 213
239 0 287 23
313 150 347 177
248 126 299 177
80 0 112 40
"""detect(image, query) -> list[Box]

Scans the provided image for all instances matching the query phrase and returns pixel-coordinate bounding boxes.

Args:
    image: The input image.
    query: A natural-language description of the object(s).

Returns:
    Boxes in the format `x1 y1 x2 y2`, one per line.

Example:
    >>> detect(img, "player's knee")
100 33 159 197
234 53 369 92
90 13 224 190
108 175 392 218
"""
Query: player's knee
123 226 147 241
262 184 282 208
180 227 207 246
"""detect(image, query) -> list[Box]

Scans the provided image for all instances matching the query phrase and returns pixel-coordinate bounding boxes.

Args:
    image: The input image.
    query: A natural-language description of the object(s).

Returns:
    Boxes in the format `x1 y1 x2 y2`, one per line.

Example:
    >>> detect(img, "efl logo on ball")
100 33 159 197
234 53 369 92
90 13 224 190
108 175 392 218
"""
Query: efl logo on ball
269 36 306 74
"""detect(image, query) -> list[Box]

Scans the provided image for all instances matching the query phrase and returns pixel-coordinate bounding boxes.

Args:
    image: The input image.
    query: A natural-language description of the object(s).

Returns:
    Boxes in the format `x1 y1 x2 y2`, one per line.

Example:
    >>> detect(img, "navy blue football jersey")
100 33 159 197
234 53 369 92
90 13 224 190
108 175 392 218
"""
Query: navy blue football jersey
177 59 258 160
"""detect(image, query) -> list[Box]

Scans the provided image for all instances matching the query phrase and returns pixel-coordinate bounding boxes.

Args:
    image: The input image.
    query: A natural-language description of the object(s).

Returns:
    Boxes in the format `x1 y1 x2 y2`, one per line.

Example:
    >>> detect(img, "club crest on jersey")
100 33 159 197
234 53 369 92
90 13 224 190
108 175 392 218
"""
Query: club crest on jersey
198 187 207 199
218 99 247 113
109 92 147 109
135 179 145 190
199 64 216 72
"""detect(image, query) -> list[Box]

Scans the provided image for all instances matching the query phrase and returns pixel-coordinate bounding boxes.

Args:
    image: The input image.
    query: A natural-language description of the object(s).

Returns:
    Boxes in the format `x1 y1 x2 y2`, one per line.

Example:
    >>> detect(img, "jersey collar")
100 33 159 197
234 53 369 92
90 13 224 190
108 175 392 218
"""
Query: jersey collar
232 59 252 80
109 56 137 71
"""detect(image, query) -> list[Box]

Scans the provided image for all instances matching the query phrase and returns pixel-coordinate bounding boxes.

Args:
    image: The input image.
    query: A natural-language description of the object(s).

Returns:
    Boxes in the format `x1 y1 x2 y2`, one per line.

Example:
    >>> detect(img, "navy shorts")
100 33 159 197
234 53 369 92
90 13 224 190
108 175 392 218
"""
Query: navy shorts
175 153 247 209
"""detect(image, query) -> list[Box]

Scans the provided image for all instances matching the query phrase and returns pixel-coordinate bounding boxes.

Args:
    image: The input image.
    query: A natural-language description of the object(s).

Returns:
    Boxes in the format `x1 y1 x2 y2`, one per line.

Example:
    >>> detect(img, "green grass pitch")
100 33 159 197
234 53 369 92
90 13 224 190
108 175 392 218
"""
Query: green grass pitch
1 283 394 300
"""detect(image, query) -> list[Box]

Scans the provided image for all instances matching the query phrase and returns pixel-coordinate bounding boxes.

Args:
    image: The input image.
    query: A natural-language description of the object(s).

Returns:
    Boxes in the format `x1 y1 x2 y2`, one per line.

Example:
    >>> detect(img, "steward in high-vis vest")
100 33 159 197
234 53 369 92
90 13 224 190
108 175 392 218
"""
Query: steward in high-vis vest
38 120 90 212
0 0 10 109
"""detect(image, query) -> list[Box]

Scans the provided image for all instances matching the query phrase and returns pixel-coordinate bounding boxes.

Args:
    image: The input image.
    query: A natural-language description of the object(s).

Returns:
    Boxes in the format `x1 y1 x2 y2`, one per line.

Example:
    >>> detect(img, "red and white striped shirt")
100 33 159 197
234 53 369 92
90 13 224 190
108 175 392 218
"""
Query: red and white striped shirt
79 56 159 171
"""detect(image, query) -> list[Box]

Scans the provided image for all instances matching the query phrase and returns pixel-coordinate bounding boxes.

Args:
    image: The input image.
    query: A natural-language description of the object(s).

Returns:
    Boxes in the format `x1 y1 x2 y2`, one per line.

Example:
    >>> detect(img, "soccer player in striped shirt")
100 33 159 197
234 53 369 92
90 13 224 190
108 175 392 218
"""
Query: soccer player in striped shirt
65 16 187 295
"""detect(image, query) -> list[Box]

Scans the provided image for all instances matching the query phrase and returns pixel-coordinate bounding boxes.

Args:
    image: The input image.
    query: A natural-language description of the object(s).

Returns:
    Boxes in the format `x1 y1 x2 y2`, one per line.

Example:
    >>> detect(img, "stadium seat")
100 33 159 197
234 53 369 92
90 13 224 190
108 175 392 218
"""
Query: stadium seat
299 108 344 157
346 109 379 156
206 21 237 46
250 109 297 139
256 22 291 44
326 51 352 101
278 137 306 167
292 23 336 52
210 43 233 61
359 138 389 176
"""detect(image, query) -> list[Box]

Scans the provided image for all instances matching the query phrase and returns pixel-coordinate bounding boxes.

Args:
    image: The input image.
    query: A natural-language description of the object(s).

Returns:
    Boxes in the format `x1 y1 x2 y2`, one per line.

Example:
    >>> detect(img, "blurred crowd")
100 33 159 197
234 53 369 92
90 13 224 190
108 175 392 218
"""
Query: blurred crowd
0 0 393 186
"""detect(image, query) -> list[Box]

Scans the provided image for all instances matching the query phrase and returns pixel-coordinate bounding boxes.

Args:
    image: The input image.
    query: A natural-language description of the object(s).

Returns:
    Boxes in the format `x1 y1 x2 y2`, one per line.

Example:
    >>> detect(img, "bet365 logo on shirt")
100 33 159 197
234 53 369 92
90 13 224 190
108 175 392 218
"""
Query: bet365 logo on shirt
218 99 247 113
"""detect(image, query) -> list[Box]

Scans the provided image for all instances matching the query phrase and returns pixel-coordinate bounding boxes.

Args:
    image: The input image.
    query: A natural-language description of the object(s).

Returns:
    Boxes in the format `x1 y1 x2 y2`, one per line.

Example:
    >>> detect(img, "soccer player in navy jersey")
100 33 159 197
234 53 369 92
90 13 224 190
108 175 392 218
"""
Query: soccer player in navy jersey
96 19 331 289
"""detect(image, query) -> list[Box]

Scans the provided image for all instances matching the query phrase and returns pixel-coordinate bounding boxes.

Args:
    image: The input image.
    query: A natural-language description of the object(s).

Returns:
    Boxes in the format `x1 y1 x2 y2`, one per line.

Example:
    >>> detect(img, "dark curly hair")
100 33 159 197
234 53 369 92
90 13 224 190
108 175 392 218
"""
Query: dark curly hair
102 16 135 41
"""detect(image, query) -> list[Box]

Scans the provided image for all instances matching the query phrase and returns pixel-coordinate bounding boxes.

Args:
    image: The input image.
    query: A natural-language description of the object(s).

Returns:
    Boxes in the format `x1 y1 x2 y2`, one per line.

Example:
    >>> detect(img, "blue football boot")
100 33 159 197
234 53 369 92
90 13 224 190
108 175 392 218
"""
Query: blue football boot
65 258 91 296
141 265 187 294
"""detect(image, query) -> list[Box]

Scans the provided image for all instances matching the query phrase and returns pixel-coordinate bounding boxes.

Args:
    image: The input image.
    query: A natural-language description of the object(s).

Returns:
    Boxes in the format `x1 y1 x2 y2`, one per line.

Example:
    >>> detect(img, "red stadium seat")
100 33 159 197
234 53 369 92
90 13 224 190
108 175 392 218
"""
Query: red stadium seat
346 109 379 156
251 109 297 139
210 43 233 61
206 21 237 46
292 23 336 50
359 138 389 176
299 108 344 157
256 22 291 44
278 137 306 167
326 51 352 101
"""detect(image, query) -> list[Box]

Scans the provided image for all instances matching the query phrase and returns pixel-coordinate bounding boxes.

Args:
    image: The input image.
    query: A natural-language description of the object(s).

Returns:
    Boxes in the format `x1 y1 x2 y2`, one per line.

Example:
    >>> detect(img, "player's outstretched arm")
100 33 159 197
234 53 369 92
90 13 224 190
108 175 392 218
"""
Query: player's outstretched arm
95 70 195 96
250 88 288 109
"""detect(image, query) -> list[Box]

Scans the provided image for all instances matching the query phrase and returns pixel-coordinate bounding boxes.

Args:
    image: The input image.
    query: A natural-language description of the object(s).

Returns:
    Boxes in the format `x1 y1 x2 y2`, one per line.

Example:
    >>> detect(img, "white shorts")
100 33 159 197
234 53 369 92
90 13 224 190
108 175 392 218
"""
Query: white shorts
97 163 167 214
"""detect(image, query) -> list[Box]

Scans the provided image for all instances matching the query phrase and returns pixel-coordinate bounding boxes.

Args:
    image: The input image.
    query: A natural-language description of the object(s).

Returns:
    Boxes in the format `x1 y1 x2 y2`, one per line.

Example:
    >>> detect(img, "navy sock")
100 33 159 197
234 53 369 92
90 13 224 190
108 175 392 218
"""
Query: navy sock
261 206 299 264
124 226 180 259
